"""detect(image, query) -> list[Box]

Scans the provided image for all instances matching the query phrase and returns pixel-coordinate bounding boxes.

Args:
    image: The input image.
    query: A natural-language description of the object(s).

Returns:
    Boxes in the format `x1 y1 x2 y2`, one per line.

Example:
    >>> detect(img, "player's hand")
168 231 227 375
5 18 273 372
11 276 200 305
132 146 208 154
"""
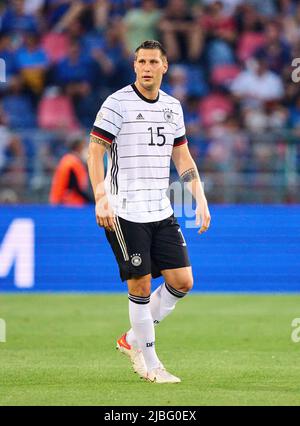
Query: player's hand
95 195 115 232
195 199 211 235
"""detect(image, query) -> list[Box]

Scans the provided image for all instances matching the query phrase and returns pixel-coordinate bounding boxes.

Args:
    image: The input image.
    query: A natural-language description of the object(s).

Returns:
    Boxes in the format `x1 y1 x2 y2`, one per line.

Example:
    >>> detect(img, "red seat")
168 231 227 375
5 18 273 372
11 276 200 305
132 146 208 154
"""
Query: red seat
211 64 241 86
237 32 265 62
199 93 234 127
41 32 70 63
38 94 80 131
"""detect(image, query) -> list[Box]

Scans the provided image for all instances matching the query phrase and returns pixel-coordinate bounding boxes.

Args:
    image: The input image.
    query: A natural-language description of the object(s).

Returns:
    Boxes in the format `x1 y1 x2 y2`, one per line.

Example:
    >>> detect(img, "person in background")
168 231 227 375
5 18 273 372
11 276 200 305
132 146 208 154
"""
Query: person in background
123 0 162 53
49 137 92 206
0 0 39 34
159 0 203 63
0 106 26 198
16 30 49 98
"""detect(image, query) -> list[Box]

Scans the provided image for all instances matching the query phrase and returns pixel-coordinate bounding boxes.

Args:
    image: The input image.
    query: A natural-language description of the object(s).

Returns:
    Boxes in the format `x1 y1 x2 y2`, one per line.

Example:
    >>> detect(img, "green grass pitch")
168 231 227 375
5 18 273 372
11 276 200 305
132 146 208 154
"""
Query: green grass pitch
1 294 300 406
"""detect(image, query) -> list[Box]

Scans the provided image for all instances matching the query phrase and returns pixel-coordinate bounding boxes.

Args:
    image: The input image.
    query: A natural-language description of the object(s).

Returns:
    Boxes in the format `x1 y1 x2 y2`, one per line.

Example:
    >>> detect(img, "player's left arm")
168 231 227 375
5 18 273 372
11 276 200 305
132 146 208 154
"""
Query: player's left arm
172 143 211 234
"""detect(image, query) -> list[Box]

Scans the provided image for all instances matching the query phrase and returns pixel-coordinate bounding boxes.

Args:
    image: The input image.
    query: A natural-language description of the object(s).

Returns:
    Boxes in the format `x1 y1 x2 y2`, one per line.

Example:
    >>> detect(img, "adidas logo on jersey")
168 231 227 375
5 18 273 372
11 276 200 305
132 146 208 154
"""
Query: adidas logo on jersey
136 113 144 120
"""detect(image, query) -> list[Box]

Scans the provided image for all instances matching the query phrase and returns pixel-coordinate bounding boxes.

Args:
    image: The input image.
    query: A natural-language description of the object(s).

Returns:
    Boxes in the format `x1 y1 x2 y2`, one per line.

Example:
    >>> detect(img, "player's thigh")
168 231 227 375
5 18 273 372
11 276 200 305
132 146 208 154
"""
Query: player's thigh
127 274 152 297
161 266 193 293
151 214 191 276
105 216 153 282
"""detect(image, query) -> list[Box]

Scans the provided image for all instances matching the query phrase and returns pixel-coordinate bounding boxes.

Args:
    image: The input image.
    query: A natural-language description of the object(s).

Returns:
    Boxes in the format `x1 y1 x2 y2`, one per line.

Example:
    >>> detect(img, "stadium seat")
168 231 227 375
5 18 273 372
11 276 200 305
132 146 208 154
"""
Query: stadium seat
237 32 266 62
41 32 70 64
186 66 208 97
211 64 241 87
2 95 36 129
199 93 234 127
37 92 80 131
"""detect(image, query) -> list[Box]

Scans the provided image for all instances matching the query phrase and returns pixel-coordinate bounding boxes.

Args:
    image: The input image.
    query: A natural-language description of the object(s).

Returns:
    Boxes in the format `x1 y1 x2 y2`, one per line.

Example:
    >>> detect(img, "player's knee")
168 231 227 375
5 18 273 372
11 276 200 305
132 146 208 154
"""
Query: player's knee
176 275 194 293
182 276 194 293
128 275 151 297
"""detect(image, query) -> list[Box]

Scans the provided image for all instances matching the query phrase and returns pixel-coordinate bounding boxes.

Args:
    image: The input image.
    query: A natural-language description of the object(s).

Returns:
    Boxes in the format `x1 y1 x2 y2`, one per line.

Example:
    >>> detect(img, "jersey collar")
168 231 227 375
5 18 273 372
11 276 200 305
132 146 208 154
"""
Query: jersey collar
131 83 159 103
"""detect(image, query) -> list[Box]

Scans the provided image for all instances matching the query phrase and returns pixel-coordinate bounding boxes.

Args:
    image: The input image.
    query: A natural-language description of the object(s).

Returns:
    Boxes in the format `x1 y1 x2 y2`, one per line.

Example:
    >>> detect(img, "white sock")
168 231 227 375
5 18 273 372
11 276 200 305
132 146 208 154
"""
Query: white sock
128 294 160 372
126 283 188 348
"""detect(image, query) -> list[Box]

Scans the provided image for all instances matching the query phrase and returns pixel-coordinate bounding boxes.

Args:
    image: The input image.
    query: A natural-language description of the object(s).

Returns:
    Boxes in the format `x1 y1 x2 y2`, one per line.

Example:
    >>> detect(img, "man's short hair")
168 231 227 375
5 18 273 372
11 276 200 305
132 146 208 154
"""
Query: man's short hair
135 40 167 59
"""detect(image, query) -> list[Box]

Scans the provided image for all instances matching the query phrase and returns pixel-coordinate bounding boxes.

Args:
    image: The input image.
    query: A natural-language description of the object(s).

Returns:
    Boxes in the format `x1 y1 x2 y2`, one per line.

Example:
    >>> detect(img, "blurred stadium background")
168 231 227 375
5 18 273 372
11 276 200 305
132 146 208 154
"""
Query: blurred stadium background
1 0 300 406
0 0 300 204
0 0 299 292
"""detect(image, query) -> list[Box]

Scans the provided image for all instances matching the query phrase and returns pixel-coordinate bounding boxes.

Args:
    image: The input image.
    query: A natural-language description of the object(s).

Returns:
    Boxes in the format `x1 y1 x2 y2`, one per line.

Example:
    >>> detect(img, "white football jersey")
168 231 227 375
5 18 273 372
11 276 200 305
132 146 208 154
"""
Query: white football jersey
91 84 187 223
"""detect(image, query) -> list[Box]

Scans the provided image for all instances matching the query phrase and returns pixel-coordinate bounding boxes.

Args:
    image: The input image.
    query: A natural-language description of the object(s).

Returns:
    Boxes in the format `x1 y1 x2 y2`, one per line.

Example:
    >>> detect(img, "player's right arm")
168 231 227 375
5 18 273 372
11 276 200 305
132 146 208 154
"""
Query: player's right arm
88 95 123 231
87 136 115 232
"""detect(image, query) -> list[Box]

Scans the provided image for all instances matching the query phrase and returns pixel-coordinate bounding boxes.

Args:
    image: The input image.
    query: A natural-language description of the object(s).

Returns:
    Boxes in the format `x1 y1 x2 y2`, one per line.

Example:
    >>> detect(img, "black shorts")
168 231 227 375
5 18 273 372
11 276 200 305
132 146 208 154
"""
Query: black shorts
105 214 191 282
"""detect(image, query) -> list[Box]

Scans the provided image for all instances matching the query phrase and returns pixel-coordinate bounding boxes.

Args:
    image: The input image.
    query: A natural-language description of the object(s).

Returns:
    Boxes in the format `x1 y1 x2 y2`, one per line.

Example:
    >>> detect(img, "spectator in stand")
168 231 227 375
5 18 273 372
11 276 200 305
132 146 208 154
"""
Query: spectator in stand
49 137 92 206
235 3 265 63
205 115 249 172
23 0 46 15
105 0 146 19
282 2 300 46
99 21 134 87
0 31 18 83
163 64 188 103
235 2 264 34
46 0 85 32
242 101 288 133
63 18 115 126
53 39 100 91
279 0 297 16
245 0 277 18
201 0 237 71
67 18 114 80
52 38 109 126
255 21 291 75
0 0 39 34
202 0 243 17
159 0 203 63
201 1 237 43
0 106 26 194
183 95 205 159
230 57 284 107
123 0 162 53
15 30 49 97
1 75 36 129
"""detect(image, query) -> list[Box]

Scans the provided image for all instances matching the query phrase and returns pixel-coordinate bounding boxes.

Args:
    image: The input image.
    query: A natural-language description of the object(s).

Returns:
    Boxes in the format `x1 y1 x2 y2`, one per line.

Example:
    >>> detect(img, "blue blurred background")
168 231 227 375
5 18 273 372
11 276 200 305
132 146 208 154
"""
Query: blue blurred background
0 0 300 292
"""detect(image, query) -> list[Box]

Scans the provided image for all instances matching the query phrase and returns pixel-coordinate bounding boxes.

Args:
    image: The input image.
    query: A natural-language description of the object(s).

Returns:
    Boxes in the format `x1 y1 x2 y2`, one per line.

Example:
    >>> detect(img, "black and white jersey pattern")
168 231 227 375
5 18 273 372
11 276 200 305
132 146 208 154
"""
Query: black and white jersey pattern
91 84 187 223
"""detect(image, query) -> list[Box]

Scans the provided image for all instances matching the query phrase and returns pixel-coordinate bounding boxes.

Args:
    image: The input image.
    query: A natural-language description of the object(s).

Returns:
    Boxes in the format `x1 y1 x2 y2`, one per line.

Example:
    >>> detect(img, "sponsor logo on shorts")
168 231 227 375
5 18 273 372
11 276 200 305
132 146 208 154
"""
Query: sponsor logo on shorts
131 253 142 267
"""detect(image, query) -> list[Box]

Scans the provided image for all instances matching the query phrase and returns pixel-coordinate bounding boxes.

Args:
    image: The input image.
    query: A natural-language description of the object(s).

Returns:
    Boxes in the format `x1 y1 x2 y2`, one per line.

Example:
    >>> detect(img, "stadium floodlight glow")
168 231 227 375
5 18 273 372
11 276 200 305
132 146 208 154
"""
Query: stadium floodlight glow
0 59 6 83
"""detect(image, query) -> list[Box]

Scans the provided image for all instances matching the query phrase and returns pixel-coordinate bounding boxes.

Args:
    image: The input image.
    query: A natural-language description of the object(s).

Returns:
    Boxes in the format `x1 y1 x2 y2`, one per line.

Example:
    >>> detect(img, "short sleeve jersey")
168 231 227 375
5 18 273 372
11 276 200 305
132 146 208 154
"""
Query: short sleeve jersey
91 83 187 223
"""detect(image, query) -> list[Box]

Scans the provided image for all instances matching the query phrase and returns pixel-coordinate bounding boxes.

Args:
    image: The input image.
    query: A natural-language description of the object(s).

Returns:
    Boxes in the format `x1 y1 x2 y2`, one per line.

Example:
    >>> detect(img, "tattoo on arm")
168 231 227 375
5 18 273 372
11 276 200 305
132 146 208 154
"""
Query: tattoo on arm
90 135 110 149
180 168 198 183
